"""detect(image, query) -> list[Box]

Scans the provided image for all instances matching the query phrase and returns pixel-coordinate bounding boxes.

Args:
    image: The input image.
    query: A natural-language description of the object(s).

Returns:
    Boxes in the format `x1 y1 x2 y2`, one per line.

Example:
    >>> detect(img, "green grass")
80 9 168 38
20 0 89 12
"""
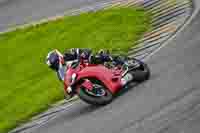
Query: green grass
0 7 151 133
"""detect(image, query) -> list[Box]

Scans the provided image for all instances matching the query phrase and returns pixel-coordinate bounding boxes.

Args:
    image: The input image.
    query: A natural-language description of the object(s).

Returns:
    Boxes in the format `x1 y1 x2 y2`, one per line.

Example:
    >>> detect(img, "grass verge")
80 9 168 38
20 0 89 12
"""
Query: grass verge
0 7 151 133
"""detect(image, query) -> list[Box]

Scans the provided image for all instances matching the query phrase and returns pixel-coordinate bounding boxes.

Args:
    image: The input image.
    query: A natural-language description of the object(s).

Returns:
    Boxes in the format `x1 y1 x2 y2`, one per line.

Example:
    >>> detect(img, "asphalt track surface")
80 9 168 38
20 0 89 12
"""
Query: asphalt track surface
0 0 112 31
2 0 200 133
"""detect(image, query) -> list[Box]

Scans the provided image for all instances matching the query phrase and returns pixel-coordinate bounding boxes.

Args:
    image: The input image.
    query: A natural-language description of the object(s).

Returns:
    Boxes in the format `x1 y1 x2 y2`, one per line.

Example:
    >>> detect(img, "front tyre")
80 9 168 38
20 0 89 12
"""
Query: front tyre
77 79 113 105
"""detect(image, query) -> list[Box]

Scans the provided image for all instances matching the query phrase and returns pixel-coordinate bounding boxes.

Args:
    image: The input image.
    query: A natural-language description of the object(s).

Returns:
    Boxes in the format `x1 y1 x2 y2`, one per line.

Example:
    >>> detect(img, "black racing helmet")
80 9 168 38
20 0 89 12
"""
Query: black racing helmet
46 51 60 71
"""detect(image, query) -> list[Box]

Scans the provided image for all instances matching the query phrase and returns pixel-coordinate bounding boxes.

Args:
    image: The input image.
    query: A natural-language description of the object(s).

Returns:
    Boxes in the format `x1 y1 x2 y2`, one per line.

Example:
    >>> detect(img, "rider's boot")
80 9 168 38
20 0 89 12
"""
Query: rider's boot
113 56 125 66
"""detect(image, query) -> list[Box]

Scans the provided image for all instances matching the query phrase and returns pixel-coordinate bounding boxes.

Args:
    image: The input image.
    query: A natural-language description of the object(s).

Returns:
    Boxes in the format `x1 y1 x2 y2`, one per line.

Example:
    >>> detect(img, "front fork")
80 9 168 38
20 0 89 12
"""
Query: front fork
64 79 94 98
64 83 76 98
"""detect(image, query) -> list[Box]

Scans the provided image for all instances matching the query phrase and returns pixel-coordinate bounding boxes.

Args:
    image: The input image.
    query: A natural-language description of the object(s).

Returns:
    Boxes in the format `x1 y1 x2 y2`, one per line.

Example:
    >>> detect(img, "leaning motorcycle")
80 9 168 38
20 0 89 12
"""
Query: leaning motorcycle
63 56 150 105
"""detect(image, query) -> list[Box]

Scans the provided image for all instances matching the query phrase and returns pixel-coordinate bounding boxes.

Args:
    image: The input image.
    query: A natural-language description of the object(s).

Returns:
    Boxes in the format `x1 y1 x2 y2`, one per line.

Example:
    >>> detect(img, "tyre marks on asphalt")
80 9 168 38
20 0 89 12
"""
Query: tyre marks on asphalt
128 0 193 60
120 88 200 133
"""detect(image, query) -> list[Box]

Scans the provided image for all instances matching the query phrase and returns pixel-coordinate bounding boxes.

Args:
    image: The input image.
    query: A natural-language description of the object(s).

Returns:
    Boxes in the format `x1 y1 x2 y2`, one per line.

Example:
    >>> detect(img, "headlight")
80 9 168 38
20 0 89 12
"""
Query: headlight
71 73 77 84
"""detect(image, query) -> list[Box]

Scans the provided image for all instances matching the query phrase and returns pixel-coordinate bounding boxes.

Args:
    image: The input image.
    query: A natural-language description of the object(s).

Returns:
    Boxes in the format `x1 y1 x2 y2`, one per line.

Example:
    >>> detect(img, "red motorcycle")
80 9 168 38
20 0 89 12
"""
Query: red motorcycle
63 56 150 105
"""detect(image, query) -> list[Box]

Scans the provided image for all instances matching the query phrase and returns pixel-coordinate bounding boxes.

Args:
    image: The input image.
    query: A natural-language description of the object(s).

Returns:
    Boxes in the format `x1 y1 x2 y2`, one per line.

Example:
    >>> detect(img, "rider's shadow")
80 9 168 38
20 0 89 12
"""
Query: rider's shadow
58 74 156 122
114 77 152 98
114 72 157 98
64 82 141 117
114 82 139 98
58 82 139 121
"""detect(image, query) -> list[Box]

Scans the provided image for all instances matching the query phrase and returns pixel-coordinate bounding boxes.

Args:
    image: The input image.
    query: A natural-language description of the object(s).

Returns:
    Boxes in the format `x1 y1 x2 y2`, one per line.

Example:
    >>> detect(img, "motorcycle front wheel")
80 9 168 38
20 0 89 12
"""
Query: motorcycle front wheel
77 78 113 105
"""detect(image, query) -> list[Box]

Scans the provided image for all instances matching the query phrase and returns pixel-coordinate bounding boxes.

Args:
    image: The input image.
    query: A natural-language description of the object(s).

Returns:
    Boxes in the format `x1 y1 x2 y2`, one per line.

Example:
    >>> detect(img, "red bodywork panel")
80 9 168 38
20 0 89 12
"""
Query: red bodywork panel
64 62 123 94
76 65 122 94
81 80 94 91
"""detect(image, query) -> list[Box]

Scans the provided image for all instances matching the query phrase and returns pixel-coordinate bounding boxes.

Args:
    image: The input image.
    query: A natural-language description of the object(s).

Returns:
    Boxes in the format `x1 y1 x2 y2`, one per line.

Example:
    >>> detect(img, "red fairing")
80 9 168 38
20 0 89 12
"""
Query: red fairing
81 80 93 91
77 65 122 94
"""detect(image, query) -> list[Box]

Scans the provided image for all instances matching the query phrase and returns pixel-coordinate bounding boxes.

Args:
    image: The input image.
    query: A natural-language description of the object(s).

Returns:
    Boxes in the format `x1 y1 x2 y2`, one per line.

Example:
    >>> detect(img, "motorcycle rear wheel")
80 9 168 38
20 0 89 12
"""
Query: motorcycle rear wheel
128 58 150 82
77 79 113 105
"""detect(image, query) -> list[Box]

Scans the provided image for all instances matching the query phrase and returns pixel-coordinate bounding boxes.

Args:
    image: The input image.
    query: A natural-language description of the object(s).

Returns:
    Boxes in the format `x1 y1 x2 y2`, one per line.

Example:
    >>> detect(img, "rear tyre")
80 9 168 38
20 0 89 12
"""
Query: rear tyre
129 59 150 82
77 79 113 105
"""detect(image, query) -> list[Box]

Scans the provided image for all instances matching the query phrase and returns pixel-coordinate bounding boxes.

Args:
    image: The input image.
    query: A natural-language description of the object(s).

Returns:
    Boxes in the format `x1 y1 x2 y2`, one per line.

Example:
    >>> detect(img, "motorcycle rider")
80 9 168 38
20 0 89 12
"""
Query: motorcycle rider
46 48 125 97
